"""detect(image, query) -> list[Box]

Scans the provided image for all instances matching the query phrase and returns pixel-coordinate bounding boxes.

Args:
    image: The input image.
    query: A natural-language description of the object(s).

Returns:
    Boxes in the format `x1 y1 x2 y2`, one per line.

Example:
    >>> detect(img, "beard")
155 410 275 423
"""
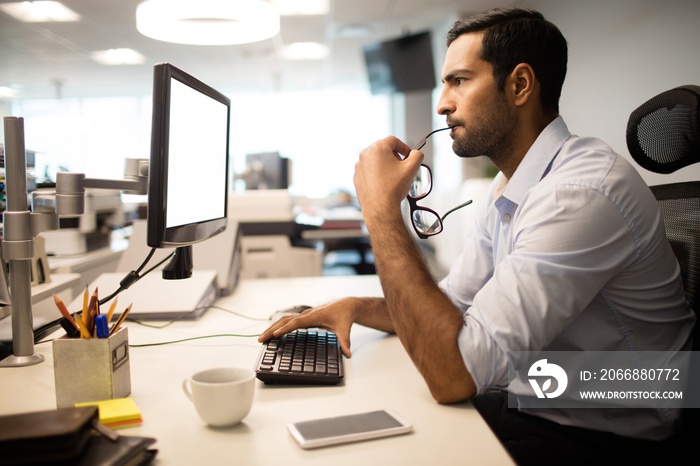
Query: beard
451 91 517 167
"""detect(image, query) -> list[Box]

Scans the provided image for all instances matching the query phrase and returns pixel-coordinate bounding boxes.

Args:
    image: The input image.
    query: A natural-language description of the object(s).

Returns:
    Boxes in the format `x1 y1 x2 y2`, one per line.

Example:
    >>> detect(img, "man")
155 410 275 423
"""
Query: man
259 7 695 465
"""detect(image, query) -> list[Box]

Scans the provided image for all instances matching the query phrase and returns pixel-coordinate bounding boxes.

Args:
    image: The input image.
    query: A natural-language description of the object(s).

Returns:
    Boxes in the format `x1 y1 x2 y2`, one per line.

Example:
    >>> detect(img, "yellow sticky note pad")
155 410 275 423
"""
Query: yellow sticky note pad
75 397 142 428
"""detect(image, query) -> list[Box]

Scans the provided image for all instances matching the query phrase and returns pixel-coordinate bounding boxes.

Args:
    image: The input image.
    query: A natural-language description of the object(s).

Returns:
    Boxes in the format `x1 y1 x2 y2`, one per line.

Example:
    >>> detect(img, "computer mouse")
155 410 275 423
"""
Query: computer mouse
270 305 312 321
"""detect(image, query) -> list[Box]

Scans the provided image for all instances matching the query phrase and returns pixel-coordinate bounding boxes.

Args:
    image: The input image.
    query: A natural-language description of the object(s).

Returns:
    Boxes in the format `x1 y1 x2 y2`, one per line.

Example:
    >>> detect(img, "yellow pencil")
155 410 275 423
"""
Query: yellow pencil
106 297 118 323
110 304 132 335
81 285 89 326
75 315 93 339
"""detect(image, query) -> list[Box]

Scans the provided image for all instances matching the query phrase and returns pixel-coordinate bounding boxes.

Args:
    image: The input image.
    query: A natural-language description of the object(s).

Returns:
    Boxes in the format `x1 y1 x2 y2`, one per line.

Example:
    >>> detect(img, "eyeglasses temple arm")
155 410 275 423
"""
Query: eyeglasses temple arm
440 199 473 222
411 127 452 151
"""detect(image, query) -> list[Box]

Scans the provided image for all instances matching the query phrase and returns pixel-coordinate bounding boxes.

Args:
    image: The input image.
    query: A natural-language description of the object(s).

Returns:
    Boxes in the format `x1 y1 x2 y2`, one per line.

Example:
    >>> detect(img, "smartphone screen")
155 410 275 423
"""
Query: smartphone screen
287 409 413 449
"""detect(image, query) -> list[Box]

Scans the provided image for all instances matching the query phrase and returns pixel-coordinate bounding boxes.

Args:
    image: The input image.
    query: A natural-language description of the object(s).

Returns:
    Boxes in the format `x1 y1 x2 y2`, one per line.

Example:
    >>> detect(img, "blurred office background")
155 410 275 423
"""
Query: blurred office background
1 0 699 277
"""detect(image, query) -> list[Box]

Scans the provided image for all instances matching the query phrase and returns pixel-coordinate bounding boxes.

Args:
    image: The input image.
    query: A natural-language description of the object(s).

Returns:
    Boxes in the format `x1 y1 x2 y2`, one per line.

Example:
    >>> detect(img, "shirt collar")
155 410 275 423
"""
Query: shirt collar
500 116 571 205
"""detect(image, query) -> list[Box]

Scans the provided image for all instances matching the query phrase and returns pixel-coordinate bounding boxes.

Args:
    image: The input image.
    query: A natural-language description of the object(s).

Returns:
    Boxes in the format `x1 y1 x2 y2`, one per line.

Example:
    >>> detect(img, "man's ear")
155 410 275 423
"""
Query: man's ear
508 63 536 107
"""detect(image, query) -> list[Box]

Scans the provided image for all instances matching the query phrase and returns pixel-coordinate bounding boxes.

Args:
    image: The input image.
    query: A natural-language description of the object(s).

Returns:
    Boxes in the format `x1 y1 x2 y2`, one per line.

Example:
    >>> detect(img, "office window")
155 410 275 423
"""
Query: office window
10 97 151 182
9 89 390 199
230 89 391 197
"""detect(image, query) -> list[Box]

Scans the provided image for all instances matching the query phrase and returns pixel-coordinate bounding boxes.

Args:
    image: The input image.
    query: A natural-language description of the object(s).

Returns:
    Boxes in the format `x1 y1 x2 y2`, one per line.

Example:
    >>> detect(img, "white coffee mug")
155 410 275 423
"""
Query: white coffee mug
182 367 255 427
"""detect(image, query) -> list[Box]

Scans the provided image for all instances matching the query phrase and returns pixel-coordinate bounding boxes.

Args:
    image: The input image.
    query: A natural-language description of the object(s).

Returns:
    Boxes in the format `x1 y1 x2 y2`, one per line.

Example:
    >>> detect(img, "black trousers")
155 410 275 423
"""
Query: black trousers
471 391 690 466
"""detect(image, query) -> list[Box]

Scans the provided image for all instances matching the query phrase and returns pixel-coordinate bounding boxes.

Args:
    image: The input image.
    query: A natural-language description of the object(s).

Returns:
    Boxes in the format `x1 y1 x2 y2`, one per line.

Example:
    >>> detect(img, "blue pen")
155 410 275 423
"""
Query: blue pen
95 314 110 339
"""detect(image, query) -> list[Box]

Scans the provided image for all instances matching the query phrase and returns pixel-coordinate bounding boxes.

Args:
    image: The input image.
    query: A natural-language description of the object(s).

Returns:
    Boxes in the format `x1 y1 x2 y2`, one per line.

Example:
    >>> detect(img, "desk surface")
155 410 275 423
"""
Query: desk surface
0 275 514 466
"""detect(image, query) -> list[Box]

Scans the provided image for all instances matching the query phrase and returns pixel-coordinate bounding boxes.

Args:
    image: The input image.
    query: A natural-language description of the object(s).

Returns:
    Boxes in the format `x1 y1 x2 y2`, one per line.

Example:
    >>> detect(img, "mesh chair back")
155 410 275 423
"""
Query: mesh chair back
627 85 700 174
627 85 700 350
650 182 700 350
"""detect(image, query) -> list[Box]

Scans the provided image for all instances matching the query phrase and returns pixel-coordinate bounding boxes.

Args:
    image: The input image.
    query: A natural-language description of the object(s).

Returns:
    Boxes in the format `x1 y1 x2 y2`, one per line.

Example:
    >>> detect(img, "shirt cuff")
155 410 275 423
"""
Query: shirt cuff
457 314 510 394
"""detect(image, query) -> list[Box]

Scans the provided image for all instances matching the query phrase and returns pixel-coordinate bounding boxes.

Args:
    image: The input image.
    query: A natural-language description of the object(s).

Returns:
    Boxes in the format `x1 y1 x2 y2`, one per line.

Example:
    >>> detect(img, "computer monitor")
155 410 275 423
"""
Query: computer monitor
363 31 436 95
147 62 230 278
244 151 289 190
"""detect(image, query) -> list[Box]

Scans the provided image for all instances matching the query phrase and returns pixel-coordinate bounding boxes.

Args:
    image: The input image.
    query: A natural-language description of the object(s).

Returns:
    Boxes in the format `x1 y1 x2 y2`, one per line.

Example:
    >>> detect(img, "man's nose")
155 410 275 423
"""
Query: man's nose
436 89 453 115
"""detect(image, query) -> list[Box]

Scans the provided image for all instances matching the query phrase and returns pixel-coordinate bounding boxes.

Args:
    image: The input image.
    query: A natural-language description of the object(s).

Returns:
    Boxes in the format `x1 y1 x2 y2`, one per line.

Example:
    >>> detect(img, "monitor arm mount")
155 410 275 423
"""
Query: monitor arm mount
57 162 191 281
53 159 149 215
1 116 148 367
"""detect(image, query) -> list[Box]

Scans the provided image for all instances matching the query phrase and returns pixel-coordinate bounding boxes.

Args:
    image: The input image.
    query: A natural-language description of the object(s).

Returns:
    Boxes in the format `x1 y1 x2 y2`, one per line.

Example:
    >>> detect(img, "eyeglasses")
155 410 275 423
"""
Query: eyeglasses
407 127 473 239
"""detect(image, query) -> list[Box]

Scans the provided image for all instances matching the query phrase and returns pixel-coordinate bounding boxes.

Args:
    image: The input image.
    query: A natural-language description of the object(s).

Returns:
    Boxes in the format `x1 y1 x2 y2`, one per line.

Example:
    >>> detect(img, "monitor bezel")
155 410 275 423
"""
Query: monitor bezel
147 62 230 248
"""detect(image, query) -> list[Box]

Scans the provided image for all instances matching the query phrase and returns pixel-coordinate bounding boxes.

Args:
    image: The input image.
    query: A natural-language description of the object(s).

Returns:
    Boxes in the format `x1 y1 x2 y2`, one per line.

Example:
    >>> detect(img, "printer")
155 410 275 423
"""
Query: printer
229 189 322 279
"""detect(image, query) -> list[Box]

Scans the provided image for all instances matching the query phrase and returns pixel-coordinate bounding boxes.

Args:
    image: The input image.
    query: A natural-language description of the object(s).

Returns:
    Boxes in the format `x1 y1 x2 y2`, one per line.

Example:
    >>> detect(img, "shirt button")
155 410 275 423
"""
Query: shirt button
504 214 511 222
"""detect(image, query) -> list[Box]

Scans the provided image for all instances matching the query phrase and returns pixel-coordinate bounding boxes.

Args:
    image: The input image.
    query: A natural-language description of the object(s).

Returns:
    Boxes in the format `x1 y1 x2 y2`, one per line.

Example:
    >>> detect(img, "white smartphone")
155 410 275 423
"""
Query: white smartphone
287 409 413 449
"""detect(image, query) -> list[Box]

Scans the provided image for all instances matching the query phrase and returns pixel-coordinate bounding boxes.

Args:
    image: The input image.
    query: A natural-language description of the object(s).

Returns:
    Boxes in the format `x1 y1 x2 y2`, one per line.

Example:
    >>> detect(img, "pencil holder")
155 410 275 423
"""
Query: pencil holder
53 327 131 408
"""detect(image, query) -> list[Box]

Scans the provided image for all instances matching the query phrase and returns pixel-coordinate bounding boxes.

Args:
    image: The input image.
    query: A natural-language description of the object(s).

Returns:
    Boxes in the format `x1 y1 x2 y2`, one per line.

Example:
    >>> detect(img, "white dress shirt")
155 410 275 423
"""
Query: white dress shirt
439 116 695 439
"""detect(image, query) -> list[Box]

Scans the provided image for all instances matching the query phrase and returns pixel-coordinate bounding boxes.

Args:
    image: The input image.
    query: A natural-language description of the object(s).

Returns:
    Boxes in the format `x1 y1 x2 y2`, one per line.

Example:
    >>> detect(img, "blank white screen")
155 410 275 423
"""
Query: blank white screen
166 78 228 228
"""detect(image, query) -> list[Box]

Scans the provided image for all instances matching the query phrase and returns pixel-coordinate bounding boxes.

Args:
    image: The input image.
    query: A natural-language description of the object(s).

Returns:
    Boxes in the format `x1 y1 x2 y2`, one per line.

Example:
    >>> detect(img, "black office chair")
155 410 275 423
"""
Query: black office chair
626 84 700 444
627 85 700 346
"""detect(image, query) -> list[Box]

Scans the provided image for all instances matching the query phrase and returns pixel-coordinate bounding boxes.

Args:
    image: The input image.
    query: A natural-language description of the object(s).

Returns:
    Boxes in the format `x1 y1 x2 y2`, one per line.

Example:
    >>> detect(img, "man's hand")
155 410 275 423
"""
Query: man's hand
258 298 358 357
353 136 423 228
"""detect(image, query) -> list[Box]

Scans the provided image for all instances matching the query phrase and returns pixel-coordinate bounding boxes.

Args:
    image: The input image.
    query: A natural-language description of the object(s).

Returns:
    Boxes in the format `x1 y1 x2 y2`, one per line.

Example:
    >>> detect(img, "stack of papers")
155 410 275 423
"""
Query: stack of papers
75 397 142 429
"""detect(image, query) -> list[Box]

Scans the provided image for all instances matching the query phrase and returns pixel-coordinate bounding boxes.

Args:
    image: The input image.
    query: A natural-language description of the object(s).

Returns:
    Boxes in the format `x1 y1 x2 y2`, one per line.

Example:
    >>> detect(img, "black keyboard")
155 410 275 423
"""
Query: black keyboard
255 328 344 385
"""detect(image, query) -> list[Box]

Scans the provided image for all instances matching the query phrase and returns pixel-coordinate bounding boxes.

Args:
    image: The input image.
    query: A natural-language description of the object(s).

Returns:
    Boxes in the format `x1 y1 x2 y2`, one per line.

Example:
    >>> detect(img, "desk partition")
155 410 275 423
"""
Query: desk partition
0 275 514 465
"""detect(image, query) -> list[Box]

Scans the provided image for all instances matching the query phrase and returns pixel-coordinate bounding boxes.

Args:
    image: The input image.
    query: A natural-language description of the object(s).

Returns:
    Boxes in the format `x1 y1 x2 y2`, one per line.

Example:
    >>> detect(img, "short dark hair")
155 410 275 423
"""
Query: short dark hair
446 8 567 114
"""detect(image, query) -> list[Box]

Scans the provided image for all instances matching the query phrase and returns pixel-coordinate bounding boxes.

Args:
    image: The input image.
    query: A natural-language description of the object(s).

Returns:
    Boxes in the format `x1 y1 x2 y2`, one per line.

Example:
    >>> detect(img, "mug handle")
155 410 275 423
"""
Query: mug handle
182 379 194 401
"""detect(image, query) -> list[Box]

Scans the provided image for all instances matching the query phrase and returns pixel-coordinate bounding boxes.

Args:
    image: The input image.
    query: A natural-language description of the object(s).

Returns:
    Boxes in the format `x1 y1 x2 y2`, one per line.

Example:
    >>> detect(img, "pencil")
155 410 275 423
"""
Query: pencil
74 314 93 339
106 297 118 323
87 288 98 314
110 303 132 335
81 285 89 326
53 294 79 330
87 288 99 336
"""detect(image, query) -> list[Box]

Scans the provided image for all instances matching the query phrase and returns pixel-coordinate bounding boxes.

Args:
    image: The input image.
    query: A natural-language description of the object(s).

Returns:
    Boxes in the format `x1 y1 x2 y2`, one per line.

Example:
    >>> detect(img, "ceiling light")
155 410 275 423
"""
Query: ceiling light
281 42 328 60
135 0 280 46
0 1 80 22
271 0 329 16
90 49 146 66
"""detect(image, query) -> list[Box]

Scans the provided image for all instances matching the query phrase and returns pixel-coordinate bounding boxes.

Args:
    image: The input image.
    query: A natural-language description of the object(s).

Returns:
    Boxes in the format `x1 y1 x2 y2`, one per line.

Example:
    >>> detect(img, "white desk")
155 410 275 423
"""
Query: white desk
0 275 514 465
